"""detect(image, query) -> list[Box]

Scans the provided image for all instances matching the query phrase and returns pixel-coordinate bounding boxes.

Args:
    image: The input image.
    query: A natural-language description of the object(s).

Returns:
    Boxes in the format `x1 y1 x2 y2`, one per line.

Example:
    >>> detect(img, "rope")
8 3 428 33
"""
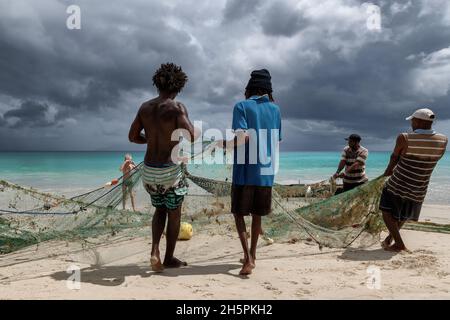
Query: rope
272 197 323 248
0 208 78 215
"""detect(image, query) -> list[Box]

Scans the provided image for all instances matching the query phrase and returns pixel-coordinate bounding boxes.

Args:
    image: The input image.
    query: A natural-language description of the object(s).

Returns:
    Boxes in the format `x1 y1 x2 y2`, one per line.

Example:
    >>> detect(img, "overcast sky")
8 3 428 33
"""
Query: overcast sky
0 0 449 151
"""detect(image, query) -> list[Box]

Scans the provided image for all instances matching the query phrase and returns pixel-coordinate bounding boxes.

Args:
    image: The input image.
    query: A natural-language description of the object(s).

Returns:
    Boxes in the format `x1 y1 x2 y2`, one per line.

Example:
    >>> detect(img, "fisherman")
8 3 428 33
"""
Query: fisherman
380 108 448 252
119 153 137 211
218 69 282 276
333 134 369 193
128 63 200 272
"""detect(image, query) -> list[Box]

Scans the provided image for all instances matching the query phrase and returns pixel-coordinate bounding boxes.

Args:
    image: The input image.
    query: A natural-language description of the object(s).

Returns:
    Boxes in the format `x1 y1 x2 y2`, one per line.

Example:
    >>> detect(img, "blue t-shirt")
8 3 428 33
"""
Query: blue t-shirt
232 95 282 187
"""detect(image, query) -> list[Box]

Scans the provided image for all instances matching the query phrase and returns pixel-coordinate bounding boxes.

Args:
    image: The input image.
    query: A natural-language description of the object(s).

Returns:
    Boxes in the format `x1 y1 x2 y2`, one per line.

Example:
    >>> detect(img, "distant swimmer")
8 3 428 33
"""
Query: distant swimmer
333 134 369 193
380 108 448 252
120 153 137 212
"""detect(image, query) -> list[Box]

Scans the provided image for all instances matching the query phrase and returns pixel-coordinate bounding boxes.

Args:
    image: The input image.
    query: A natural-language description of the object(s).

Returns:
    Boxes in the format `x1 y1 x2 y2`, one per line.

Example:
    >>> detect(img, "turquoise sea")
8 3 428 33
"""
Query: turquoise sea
0 152 449 204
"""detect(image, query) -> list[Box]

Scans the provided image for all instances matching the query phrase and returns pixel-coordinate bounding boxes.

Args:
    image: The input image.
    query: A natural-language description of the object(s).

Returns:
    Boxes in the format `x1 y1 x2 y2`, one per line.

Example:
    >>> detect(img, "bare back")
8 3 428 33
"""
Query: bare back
129 97 194 165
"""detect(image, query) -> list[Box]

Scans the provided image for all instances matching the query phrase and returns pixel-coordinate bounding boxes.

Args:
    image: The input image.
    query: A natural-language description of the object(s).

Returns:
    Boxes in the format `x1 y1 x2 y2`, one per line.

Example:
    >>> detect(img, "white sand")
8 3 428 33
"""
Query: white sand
0 204 449 300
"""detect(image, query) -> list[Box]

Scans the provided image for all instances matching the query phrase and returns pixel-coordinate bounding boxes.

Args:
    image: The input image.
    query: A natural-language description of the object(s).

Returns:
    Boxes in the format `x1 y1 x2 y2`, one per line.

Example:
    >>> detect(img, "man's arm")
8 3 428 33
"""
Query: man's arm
128 113 147 144
215 130 250 150
347 161 361 172
216 103 249 150
176 103 201 142
333 160 346 179
384 134 406 176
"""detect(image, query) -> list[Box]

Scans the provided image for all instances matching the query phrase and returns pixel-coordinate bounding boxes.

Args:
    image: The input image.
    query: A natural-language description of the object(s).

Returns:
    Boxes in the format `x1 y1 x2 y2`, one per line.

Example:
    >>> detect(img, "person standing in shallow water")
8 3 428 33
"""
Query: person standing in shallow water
380 108 447 253
218 69 282 276
120 153 137 211
128 63 200 272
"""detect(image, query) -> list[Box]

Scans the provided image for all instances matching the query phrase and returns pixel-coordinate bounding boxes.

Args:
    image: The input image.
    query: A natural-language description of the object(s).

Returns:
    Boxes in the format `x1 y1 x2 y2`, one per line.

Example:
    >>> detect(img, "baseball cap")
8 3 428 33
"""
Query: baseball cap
345 134 361 142
406 108 435 122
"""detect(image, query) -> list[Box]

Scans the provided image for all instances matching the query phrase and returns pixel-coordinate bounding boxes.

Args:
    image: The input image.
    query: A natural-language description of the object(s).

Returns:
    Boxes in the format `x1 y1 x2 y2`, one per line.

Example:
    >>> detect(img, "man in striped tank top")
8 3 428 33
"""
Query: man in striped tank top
333 134 369 193
380 108 448 252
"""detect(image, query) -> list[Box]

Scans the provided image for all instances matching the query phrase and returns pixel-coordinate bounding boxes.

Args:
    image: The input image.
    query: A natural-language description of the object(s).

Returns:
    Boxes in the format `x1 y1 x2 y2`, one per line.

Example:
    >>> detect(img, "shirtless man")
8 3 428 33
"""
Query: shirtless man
128 63 199 272
120 153 136 211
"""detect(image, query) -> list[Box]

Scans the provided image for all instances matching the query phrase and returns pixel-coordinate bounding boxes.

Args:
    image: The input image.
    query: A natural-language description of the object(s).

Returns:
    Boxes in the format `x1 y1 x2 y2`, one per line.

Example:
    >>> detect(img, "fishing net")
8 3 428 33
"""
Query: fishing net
0 168 368 254
266 177 386 248
0 139 212 255
184 167 386 248
1 146 448 255
185 171 337 198
0 165 149 254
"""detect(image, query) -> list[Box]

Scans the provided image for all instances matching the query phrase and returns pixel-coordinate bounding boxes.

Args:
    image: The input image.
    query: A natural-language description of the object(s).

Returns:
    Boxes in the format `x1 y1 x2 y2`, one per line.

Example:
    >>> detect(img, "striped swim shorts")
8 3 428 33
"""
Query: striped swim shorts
144 185 185 210
142 163 188 210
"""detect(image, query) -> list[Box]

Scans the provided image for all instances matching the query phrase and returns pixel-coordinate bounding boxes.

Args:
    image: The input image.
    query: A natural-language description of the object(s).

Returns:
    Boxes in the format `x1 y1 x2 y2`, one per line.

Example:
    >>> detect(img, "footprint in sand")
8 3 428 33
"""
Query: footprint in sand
391 254 439 271
437 271 450 278
262 281 282 295
343 271 357 276
413 249 435 255
404 255 438 270
295 289 311 296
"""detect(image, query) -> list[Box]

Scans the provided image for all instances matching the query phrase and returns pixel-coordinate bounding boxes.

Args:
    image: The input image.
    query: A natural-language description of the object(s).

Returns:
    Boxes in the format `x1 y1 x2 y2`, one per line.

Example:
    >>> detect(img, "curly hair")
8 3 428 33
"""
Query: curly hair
152 63 188 94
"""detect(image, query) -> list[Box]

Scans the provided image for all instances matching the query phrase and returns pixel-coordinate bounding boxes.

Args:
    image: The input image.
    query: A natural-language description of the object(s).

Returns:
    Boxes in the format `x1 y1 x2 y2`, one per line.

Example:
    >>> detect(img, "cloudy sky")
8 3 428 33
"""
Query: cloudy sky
0 0 449 151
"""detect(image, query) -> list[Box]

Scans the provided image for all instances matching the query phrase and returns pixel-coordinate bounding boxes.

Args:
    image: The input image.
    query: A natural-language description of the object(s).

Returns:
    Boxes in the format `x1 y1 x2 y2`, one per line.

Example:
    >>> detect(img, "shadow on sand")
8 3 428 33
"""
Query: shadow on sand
50 263 242 287
337 248 397 261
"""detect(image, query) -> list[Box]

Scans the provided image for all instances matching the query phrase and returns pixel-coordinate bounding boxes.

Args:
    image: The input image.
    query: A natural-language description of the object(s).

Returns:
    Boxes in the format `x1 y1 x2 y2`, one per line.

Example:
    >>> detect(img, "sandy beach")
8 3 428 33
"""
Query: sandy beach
0 203 449 300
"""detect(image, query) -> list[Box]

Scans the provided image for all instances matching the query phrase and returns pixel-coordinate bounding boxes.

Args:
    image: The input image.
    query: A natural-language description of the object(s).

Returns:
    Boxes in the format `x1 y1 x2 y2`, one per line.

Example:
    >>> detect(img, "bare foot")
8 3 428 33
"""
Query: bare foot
239 256 256 265
239 259 255 276
381 235 393 249
163 257 188 268
150 255 164 273
385 243 410 253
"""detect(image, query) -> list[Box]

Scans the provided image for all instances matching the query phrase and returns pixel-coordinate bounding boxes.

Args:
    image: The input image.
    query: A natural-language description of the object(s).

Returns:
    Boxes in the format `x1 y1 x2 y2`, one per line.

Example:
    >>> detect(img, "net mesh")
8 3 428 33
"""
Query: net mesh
1 154 448 255
0 165 148 254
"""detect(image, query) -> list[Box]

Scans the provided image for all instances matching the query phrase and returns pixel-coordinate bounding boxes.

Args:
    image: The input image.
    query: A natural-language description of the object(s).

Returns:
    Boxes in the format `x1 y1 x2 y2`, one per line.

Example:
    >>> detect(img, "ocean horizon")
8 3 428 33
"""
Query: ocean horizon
1 151 449 205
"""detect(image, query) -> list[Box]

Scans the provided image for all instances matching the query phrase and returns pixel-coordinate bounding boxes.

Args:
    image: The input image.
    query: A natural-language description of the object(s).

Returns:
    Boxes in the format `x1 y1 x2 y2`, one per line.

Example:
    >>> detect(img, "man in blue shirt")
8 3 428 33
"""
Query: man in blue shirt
219 69 282 275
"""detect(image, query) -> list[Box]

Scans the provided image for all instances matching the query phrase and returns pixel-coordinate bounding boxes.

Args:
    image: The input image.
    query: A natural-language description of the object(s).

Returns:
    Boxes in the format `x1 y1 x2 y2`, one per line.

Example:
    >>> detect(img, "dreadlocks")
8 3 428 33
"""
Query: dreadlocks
152 63 188 94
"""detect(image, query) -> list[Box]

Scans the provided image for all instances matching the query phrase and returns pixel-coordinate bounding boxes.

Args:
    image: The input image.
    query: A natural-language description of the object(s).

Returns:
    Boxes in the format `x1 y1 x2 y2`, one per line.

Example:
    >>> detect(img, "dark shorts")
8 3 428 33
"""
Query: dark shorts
379 187 423 221
343 181 366 192
334 181 366 195
231 184 272 216
144 185 184 211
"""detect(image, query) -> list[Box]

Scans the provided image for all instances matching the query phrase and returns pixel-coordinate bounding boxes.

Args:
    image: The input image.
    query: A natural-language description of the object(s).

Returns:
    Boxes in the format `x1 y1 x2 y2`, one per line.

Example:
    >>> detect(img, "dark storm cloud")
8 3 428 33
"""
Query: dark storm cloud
0 0 450 151
260 1 308 37
3 101 55 128
272 0 450 148
0 0 201 113
222 0 262 23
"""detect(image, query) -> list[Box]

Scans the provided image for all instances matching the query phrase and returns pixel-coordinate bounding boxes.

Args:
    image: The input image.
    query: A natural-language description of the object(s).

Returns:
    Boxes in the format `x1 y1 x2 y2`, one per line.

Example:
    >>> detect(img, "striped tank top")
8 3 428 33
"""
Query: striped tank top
341 146 369 184
386 130 448 203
